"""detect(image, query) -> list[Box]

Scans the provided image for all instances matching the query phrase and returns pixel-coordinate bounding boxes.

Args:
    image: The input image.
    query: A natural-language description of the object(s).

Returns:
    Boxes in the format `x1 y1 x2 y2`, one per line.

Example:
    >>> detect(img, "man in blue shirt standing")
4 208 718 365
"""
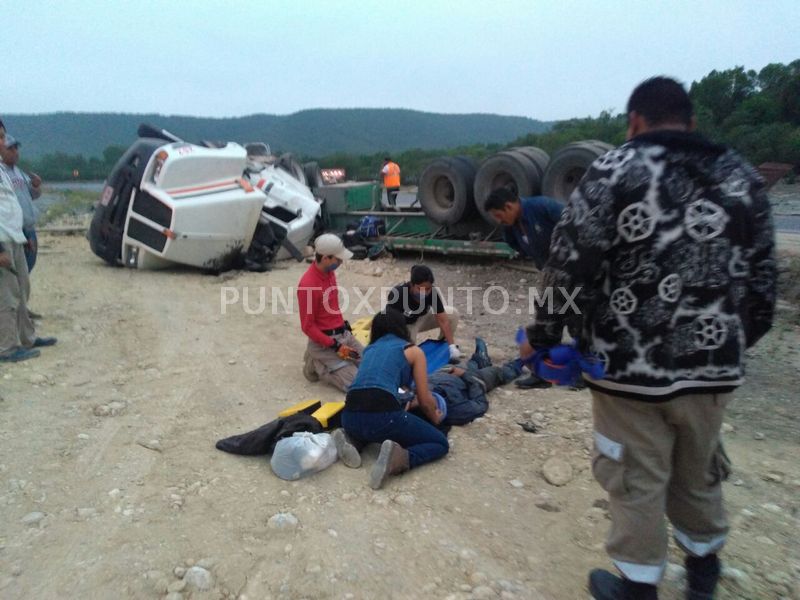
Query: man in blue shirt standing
485 187 563 270
485 188 564 388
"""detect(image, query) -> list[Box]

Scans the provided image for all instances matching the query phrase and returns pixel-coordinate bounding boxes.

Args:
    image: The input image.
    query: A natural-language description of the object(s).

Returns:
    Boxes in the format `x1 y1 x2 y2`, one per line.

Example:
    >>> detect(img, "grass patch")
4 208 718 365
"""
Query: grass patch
39 190 97 226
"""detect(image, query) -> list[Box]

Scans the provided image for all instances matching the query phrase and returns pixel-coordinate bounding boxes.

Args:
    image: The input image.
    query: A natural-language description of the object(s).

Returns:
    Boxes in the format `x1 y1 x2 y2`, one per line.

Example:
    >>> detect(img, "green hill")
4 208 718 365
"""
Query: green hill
3 109 551 159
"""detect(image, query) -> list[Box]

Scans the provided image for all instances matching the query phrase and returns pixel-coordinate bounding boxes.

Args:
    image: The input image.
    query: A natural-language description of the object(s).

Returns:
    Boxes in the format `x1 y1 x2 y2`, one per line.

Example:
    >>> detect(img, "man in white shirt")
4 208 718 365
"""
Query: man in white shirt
1 134 42 272
0 119 56 362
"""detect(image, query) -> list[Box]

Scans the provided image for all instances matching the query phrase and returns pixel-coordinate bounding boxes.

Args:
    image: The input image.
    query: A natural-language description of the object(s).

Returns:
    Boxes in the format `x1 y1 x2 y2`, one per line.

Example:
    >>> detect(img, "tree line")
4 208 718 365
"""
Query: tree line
20 60 799 183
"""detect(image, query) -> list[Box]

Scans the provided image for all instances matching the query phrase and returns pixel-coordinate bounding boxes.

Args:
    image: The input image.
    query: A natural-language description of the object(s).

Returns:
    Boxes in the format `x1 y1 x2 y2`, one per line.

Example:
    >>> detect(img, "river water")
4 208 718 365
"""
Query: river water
37 181 105 212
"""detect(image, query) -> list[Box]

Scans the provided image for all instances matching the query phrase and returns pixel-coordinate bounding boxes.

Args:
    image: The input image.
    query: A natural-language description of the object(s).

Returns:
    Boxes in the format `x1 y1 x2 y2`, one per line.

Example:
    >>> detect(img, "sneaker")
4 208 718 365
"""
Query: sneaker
588 569 658 600
33 336 57 348
369 440 409 490
0 347 41 363
302 351 319 382
472 337 491 369
332 428 362 469
514 374 552 389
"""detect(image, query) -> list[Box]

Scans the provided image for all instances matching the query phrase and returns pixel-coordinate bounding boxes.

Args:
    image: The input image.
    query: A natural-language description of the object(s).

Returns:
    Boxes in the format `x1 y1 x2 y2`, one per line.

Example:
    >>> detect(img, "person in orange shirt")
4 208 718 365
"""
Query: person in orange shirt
381 157 401 209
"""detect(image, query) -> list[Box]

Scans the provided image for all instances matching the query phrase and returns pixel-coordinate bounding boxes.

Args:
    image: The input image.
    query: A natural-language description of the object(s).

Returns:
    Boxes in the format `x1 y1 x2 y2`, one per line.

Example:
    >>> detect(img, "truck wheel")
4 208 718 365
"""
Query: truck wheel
542 141 612 202
303 162 323 190
418 157 477 225
277 153 307 185
584 140 615 156
474 151 542 223
510 146 549 179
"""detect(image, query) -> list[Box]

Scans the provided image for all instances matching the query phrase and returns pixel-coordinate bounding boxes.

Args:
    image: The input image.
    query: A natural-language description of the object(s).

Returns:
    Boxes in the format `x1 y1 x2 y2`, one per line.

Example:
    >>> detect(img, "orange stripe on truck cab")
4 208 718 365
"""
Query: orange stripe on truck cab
166 179 239 196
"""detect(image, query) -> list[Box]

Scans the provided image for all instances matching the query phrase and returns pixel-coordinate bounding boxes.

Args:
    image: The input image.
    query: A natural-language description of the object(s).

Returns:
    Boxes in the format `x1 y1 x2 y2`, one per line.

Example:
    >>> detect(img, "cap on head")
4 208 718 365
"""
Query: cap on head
5 134 19 149
314 233 353 260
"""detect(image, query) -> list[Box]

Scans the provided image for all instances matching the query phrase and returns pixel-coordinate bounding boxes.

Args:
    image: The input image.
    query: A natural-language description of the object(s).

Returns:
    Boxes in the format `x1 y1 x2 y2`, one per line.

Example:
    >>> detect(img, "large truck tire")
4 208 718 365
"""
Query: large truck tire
276 153 307 185
303 161 323 190
451 155 479 171
418 157 477 225
474 151 543 224
542 141 614 202
510 146 549 179
584 140 615 156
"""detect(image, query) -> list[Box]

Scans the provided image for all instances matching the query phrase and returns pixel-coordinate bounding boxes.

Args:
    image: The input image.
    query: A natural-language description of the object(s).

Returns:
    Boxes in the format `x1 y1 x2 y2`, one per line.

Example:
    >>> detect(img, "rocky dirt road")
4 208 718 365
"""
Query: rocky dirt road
0 236 798 600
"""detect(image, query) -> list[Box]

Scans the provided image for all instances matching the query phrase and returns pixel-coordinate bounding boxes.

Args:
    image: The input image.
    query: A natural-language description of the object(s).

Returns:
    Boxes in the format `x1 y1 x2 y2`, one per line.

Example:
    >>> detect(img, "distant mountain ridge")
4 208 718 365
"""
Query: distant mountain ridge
4 109 551 159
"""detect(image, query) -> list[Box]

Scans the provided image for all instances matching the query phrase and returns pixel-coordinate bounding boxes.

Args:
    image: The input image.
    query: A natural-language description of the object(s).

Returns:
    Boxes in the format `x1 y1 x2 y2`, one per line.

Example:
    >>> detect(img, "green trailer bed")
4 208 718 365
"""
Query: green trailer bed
318 182 516 258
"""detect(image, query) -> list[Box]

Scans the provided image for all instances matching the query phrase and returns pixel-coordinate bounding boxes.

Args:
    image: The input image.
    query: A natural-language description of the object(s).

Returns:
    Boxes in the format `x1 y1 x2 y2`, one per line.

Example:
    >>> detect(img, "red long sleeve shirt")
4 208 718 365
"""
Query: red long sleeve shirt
297 263 345 347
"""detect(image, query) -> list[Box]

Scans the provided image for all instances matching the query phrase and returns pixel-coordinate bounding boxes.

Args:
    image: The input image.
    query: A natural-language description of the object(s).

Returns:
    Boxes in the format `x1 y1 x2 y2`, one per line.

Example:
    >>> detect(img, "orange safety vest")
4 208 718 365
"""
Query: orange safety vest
382 162 401 188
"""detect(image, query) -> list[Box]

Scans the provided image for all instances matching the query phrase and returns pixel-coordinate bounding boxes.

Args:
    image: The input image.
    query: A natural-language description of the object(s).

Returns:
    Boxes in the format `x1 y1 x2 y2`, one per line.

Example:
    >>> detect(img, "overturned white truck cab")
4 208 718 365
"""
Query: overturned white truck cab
89 124 320 271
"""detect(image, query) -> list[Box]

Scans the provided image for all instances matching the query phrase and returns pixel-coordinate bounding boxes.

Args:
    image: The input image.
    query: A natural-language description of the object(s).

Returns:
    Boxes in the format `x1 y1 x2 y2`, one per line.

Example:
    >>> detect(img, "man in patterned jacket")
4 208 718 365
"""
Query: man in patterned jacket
526 77 776 600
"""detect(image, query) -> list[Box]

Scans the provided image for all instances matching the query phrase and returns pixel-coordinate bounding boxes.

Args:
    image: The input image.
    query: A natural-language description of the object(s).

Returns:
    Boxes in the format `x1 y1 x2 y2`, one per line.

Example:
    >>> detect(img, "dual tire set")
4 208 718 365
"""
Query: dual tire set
418 140 614 225
275 153 324 190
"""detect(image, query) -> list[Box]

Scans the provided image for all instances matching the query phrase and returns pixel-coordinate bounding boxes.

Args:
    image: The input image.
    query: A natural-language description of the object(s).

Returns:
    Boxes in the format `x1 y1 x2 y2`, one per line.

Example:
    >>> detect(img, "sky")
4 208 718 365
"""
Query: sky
4 0 799 122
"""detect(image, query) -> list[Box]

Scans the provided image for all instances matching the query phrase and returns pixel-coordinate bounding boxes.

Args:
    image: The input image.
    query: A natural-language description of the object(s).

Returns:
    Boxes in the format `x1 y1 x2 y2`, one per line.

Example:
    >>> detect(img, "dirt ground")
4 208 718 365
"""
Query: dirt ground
1 234 798 600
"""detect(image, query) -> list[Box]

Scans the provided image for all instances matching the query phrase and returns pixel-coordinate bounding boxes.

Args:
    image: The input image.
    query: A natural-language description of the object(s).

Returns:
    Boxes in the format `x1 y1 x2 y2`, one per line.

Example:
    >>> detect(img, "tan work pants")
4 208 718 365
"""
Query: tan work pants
0 243 36 356
591 389 731 584
304 330 365 393
407 306 459 342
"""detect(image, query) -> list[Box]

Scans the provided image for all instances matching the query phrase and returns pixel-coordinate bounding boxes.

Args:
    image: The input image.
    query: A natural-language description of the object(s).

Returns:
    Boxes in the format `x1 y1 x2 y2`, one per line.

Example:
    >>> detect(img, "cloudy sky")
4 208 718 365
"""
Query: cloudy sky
4 0 799 121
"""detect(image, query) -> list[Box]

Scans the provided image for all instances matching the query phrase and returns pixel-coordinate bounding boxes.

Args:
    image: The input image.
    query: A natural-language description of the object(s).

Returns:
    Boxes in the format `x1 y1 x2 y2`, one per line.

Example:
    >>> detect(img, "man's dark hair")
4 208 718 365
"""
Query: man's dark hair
627 76 693 127
410 264 434 285
384 156 391 162
0 118 5 131
484 187 519 212
370 309 411 344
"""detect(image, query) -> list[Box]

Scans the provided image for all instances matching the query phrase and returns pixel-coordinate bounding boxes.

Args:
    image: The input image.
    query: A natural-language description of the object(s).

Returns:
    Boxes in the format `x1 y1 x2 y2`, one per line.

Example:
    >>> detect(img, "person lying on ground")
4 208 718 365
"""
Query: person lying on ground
406 337 523 426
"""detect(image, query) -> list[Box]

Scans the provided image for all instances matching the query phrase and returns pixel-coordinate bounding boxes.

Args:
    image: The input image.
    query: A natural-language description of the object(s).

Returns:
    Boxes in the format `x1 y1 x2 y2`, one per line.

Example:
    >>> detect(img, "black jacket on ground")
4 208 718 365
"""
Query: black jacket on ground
216 414 323 455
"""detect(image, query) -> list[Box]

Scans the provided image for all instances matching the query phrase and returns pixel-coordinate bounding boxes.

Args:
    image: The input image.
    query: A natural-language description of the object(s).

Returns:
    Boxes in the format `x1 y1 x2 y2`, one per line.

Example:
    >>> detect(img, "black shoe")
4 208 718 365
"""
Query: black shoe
33 336 57 348
0 347 41 362
685 554 720 600
514 374 551 389
589 569 658 600
472 337 491 369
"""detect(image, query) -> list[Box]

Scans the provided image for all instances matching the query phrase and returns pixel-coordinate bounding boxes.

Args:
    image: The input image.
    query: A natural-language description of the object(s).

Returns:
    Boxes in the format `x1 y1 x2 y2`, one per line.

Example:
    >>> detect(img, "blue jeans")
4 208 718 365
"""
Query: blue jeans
23 228 37 273
342 409 449 469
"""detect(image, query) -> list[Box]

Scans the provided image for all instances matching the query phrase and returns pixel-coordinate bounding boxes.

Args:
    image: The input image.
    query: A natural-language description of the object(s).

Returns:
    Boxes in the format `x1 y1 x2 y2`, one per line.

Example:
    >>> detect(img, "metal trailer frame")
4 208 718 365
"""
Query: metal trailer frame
319 182 517 258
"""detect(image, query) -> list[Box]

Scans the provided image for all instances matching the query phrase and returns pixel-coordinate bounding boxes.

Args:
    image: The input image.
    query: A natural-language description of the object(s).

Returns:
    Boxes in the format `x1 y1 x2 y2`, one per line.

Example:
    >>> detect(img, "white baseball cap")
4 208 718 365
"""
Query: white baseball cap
314 233 353 260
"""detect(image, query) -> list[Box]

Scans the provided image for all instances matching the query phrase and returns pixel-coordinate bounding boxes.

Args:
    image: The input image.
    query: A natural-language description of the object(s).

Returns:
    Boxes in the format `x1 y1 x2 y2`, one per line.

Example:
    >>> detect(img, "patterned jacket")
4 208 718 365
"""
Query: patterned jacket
527 131 777 401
